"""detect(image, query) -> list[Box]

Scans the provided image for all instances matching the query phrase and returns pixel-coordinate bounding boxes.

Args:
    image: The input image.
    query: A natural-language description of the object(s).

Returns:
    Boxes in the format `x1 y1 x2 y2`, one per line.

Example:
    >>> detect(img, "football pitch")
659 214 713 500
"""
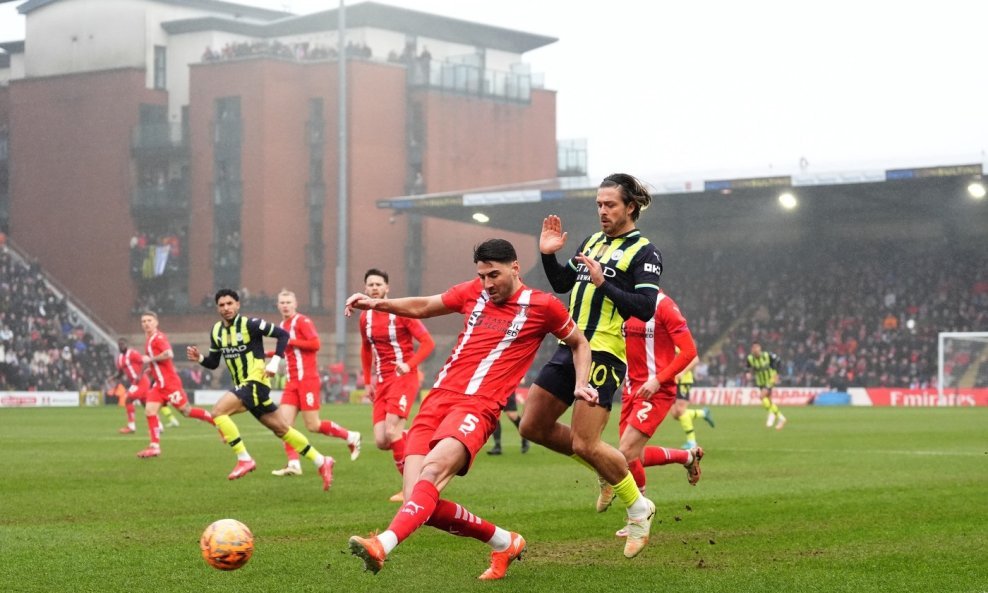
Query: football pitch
0 404 984 593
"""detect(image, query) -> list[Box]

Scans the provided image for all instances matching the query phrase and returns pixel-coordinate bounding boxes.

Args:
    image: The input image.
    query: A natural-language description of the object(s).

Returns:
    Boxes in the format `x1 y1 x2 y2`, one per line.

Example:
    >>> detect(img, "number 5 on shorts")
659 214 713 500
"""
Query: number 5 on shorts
458 413 479 437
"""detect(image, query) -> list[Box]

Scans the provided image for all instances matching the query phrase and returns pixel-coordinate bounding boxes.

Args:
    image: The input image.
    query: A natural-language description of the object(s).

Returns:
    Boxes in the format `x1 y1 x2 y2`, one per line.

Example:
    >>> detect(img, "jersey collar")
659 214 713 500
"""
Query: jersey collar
604 228 641 243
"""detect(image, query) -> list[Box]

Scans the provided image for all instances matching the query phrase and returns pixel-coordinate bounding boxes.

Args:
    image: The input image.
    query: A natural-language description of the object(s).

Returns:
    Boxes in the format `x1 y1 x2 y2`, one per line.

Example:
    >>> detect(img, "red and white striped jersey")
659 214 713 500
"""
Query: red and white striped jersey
116 348 145 383
360 309 431 383
145 330 181 390
280 313 319 382
622 290 695 395
433 278 575 406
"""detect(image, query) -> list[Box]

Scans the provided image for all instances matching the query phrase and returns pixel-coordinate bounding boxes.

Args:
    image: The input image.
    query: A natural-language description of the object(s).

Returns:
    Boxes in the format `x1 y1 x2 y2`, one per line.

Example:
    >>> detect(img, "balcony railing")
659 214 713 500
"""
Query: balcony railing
409 60 533 102
132 179 189 211
132 123 186 152
213 181 243 206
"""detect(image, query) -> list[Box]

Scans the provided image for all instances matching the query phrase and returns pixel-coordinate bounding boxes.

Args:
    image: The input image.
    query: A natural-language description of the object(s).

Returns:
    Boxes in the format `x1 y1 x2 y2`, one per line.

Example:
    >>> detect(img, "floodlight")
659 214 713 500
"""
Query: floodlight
967 181 986 199
778 192 798 210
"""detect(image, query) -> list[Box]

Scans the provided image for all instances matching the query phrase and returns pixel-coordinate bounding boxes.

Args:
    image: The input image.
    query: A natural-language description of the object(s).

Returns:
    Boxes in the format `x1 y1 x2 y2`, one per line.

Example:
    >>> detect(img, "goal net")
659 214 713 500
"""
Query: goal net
938 332 988 396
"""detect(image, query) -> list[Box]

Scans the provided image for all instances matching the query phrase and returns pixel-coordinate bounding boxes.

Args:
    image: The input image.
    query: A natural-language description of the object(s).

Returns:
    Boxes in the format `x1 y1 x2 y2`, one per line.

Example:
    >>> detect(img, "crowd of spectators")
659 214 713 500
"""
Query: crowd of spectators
201 39 371 64
131 228 188 315
4 222 985 395
668 241 987 389
0 249 115 391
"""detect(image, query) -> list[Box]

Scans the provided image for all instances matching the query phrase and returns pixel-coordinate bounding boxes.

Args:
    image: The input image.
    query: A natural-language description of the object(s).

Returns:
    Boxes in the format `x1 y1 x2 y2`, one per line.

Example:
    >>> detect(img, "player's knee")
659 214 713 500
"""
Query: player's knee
375 435 391 450
518 417 537 441
417 460 449 486
304 419 321 433
571 436 597 460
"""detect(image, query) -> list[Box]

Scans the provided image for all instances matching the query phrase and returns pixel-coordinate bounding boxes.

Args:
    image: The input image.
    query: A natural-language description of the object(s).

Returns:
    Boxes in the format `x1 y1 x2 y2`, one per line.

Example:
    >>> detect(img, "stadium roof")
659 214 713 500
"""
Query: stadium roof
162 1 556 54
376 162 988 236
0 41 25 54
17 0 291 20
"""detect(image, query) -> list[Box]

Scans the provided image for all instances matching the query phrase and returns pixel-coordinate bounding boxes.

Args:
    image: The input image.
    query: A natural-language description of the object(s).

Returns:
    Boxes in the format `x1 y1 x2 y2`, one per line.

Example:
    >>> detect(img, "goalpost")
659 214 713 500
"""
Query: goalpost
938 332 988 398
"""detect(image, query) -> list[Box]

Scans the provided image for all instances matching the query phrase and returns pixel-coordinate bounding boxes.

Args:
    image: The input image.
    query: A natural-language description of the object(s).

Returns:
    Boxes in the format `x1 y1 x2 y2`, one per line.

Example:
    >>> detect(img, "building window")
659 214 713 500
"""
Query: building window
154 46 167 90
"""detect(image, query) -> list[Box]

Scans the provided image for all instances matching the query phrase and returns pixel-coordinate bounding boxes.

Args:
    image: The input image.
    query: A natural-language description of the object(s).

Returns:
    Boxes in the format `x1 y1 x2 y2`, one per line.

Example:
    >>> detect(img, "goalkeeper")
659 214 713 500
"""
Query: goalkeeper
187 288 336 490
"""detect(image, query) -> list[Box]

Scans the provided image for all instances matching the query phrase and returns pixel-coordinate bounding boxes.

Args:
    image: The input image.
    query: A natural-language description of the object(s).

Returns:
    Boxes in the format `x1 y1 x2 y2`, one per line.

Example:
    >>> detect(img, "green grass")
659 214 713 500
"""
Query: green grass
0 404 985 592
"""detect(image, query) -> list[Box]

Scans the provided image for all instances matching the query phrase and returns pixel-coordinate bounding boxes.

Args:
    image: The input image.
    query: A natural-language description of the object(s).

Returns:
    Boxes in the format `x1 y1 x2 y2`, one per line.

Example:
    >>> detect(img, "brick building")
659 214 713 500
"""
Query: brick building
0 0 564 368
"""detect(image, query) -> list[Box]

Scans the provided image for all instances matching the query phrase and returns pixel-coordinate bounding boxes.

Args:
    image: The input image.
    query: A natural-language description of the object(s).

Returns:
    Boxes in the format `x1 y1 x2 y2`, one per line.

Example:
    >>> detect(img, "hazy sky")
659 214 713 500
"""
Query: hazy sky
2 0 986 181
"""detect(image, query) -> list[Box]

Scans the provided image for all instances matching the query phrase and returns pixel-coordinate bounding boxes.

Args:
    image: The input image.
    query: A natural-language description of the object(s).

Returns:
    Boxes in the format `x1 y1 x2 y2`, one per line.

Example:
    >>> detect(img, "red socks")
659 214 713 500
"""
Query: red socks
147 414 161 445
391 436 406 475
188 407 214 425
642 446 689 466
387 480 439 543
426 499 496 543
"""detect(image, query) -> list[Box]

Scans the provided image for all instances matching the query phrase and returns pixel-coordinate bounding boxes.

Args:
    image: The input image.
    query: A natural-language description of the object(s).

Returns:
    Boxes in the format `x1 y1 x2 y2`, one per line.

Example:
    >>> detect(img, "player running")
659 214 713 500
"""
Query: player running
520 173 662 558
135 312 214 458
598 289 704 536
747 342 786 429
345 239 594 580
358 268 435 499
114 337 178 433
270 290 361 477
186 289 335 488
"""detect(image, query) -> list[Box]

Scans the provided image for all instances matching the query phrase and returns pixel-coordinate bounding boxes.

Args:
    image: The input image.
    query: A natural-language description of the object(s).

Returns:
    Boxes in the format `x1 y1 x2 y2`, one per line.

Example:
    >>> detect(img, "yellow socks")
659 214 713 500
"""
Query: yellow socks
282 427 319 463
214 414 246 455
679 412 696 442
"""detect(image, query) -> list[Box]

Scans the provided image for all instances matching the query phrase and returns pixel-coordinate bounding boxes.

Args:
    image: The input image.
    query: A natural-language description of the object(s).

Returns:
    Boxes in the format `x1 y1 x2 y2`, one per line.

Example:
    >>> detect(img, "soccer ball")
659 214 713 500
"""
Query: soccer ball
200 519 254 571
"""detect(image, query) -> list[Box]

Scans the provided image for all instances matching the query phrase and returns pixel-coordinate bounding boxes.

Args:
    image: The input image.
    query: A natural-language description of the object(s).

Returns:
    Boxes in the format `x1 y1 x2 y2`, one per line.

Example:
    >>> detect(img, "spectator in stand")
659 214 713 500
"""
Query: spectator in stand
0 250 114 391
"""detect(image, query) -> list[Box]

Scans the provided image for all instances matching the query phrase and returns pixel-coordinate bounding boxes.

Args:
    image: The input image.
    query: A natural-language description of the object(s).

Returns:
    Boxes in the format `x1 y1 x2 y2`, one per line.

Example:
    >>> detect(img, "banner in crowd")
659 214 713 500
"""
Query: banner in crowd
688 387 825 406
848 387 988 407
682 387 988 407
0 391 81 407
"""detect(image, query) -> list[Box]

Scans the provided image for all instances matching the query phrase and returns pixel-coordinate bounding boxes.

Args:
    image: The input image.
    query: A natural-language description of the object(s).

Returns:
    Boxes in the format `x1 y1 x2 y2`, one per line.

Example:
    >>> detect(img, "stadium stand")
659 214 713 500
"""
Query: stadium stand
0 247 114 391
672 241 987 389
1 231 984 393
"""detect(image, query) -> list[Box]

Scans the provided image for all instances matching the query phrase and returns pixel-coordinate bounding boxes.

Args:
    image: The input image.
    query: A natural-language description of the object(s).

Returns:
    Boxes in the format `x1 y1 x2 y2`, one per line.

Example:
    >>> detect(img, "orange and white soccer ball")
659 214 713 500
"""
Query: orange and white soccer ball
200 519 254 571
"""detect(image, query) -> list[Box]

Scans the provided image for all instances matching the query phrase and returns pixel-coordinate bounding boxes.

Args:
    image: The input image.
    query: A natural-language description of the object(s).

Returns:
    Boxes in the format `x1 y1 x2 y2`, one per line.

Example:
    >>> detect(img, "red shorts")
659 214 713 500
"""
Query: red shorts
148 383 190 409
618 382 676 438
405 388 502 477
280 377 322 411
125 375 151 403
372 372 419 424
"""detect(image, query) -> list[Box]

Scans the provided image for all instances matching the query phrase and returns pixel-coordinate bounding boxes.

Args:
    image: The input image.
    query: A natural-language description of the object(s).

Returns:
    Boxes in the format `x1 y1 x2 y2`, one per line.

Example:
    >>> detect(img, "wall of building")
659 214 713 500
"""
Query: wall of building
25 0 147 76
8 68 165 330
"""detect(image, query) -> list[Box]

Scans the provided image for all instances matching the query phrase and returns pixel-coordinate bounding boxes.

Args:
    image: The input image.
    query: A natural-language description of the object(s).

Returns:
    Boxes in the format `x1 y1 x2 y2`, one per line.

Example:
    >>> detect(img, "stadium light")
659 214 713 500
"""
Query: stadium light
778 191 798 210
967 181 986 199
472 212 490 223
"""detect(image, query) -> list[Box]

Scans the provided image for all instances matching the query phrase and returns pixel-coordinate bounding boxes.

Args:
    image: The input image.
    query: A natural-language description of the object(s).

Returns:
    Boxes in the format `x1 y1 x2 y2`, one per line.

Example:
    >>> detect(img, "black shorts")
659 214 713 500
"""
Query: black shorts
676 382 693 401
502 392 518 412
232 381 279 419
534 345 625 411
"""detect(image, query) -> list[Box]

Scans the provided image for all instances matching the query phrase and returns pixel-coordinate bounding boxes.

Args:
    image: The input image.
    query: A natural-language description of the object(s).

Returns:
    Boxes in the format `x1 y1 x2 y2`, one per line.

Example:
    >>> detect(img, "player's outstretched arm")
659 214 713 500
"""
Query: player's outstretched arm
346 293 451 319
